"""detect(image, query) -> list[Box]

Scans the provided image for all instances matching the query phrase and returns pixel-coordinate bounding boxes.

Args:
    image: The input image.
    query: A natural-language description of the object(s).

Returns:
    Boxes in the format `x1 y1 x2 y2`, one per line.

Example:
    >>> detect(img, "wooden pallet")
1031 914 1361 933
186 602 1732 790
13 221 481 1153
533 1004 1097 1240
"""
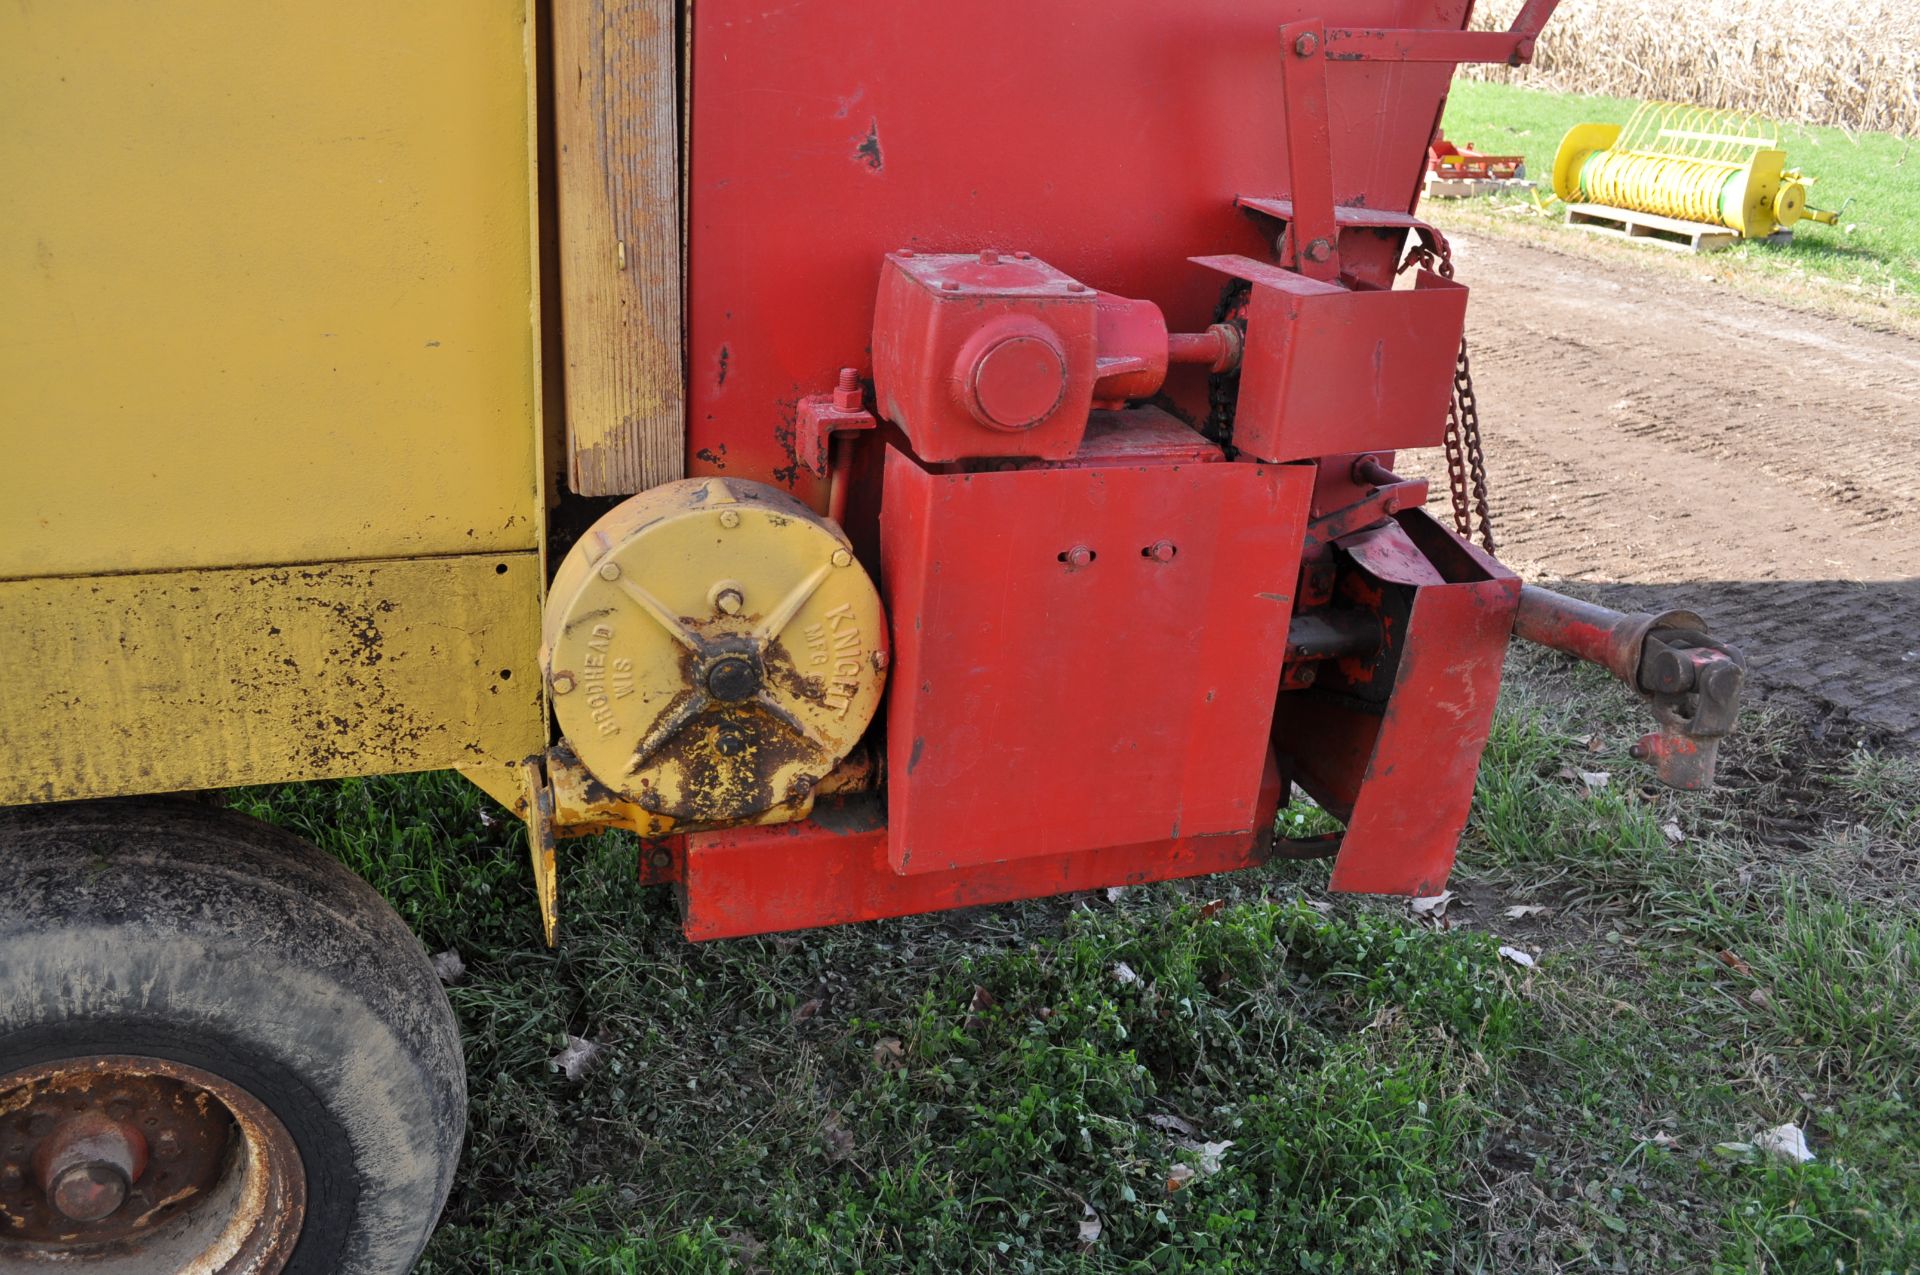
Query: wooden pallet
1564 202 1792 253
1423 174 1535 199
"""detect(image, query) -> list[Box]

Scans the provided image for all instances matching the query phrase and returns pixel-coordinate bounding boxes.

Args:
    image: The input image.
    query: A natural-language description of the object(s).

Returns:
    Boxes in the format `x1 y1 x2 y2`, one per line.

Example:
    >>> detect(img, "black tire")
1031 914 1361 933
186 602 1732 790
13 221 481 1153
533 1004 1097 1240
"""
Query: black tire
0 798 465 1274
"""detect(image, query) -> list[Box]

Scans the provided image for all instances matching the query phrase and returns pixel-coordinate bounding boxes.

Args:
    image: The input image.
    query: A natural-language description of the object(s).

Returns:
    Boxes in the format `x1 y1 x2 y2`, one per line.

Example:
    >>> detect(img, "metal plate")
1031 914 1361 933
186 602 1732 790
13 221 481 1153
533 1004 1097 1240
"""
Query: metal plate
0 0 540 578
0 554 545 804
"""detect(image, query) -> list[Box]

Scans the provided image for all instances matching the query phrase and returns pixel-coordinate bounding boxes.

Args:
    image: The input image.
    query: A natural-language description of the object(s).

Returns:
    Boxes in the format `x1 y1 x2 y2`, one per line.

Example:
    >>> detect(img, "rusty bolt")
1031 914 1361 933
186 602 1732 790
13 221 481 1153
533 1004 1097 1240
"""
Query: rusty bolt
789 775 815 800
1063 545 1094 568
49 1162 128 1222
650 849 672 870
719 509 741 529
705 656 759 702
1147 539 1178 563
1296 664 1319 686
36 1113 146 1225
551 672 576 695
871 649 889 671
1294 30 1318 56
715 729 746 757
1302 236 1333 264
715 587 744 616
830 548 853 568
598 561 622 581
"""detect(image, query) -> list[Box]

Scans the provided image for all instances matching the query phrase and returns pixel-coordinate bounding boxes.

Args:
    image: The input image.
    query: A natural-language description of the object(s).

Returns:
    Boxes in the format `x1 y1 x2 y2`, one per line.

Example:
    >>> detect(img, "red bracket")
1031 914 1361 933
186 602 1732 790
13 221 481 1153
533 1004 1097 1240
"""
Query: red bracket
796 367 877 478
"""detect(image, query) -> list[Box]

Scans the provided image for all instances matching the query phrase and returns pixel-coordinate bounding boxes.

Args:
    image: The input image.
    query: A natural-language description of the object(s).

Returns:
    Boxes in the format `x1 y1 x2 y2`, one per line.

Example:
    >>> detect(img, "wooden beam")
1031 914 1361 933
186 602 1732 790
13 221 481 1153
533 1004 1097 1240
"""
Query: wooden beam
553 0 683 496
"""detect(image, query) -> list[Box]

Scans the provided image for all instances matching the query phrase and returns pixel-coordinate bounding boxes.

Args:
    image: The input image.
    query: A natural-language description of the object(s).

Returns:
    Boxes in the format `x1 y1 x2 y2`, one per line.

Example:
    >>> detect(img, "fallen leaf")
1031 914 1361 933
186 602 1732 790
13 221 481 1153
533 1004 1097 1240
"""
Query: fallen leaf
1717 950 1756 978
1105 886 1128 904
1756 1123 1816 1163
1715 1141 1756 1159
1498 945 1537 968
1113 961 1141 987
1077 1206 1102 1245
1197 898 1225 921
872 1037 905 1071
963 984 995 1032
1649 1131 1679 1148
430 949 466 985
1559 765 1611 794
552 1034 601 1082
1182 1139 1234 1176
1410 890 1455 917
791 997 823 1024
1503 904 1550 920
1661 820 1686 845
1748 987 1774 1008
1146 1112 1196 1136
1583 733 1606 753
1304 899 1335 915
1166 1162 1197 1192
821 1118 855 1162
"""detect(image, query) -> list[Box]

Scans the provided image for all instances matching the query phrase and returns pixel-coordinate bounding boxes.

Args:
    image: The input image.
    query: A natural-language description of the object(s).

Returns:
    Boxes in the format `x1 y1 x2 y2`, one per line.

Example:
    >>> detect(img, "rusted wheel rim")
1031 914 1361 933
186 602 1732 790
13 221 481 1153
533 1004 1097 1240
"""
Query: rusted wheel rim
0 1055 303 1272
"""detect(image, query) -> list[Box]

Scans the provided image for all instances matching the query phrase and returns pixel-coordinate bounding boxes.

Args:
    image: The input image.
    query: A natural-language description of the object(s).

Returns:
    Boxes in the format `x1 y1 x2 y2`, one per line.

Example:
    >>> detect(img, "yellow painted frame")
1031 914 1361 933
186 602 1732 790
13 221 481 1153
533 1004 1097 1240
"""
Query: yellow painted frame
0 1 551 803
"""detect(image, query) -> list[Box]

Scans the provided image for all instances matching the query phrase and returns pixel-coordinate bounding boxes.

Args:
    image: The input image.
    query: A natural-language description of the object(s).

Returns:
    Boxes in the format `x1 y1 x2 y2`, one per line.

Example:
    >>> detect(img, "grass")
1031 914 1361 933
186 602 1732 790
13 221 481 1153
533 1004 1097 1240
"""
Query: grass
1435 81 1920 323
231 646 1920 1273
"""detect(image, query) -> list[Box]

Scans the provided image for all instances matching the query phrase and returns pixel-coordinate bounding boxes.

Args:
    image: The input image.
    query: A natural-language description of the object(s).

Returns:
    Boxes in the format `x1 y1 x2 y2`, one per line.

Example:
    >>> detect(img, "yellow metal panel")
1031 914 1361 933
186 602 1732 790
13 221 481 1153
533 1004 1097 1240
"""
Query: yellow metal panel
0 555 546 806
0 1 540 577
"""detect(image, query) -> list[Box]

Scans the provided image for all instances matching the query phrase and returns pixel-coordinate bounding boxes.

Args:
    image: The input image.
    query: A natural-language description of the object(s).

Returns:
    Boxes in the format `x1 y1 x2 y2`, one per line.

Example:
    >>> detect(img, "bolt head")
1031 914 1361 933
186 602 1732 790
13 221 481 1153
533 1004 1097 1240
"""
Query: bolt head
715 588 744 615
551 672 576 695
1148 539 1178 563
1294 30 1319 56
830 548 852 568
718 509 742 529
1302 236 1333 263
598 561 621 581
871 649 889 671
650 849 672 869
49 1163 128 1223
705 656 759 702
1064 546 1093 568
715 731 746 757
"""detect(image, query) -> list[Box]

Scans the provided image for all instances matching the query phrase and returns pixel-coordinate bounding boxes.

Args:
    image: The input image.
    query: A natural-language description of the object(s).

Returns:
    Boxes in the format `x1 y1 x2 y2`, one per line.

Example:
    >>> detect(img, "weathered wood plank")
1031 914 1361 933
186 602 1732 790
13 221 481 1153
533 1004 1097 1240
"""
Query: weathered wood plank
553 0 683 495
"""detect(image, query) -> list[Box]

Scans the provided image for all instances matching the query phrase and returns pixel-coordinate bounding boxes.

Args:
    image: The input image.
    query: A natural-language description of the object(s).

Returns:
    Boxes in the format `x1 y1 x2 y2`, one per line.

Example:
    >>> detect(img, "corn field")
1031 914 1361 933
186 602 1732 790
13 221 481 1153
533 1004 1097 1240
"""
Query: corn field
1465 0 1920 138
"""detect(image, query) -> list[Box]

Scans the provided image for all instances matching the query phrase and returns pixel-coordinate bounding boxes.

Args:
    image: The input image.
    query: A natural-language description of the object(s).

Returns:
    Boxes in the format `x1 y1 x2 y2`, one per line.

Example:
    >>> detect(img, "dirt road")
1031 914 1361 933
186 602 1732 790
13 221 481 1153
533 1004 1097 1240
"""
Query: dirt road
1434 231 1920 743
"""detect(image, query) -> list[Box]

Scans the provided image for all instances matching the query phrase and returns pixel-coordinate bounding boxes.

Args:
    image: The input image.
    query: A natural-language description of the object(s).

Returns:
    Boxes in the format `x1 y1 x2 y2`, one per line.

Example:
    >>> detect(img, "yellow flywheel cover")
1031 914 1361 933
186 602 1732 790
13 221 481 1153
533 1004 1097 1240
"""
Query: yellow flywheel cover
542 477 888 826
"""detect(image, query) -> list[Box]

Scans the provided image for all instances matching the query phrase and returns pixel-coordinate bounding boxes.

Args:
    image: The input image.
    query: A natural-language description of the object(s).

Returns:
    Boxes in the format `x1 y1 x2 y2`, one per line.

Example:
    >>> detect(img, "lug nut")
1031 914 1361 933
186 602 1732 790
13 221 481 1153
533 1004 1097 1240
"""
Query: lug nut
49 1162 128 1223
35 1113 146 1224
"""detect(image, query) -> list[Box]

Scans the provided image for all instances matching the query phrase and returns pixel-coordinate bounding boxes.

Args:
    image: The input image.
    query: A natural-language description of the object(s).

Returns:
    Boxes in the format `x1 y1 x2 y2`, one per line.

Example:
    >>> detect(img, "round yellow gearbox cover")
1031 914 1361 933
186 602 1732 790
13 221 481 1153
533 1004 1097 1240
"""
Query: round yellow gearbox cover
543 477 888 825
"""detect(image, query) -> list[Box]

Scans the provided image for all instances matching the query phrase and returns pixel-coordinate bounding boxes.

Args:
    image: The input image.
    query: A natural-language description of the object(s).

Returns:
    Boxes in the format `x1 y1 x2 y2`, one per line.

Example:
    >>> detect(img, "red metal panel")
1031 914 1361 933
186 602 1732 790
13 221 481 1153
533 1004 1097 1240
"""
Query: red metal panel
687 0 1473 502
1193 255 1467 463
1276 511 1518 896
682 754 1283 940
880 414 1313 875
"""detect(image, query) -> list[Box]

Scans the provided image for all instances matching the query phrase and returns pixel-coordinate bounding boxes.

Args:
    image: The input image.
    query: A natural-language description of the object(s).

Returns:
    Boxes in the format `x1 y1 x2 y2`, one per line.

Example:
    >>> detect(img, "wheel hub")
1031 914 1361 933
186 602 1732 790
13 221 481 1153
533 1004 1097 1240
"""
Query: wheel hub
0 1056 302 1272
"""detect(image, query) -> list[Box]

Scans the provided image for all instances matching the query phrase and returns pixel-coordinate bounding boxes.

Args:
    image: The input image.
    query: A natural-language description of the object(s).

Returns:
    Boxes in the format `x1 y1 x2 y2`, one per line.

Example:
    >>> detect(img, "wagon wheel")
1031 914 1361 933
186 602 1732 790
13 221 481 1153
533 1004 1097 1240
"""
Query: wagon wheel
0 799 466 1274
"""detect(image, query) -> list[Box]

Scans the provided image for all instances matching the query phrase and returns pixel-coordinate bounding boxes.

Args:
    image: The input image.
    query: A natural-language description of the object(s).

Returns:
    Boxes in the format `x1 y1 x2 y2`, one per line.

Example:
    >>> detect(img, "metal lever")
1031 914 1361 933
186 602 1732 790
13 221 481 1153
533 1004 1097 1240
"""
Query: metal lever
1512 584 1746 789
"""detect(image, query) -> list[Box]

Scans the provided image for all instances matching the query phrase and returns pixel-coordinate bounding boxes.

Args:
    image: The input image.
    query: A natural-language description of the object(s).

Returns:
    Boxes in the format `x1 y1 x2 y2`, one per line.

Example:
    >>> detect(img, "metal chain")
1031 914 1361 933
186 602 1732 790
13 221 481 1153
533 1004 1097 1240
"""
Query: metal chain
1401 231 1496 554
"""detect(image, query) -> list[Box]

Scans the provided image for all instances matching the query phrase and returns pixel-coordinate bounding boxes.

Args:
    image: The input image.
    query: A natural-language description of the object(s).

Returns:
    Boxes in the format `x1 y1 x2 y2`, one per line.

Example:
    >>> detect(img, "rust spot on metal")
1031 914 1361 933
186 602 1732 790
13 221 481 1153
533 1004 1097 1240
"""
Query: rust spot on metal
854 119 883 171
